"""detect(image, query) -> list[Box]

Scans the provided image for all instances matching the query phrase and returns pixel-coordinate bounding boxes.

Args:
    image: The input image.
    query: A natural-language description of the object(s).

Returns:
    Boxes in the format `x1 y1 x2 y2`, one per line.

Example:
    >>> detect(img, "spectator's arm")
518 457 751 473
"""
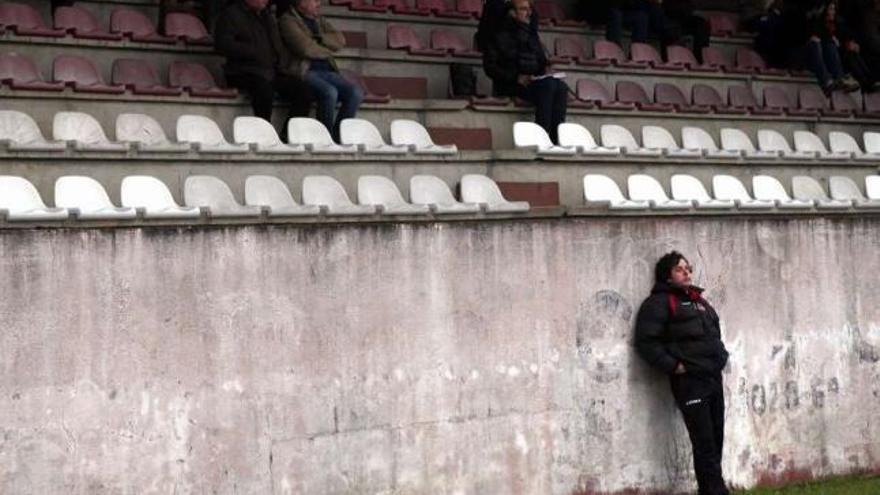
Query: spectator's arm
483 41 518 88
320 19 346 52
634 297 679 374
279 13 336 59
214 13 260 60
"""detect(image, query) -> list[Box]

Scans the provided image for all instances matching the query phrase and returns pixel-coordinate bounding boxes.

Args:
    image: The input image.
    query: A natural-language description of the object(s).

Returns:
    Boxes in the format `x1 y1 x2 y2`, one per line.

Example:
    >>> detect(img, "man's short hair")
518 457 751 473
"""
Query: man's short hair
655 250 687 283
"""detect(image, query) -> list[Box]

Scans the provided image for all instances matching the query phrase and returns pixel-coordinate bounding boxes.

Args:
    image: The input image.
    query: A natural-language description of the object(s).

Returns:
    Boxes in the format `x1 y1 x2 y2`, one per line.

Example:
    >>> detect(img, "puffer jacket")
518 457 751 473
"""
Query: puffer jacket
483 15 548 97
634 281 730 376
214 2 288 80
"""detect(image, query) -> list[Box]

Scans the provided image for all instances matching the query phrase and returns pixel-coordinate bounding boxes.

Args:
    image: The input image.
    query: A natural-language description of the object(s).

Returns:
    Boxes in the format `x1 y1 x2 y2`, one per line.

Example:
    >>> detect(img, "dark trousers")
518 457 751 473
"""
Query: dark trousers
841 49 876 90
670 373 729 495
516 77 568 144
807 39 846 87
225 72 313 135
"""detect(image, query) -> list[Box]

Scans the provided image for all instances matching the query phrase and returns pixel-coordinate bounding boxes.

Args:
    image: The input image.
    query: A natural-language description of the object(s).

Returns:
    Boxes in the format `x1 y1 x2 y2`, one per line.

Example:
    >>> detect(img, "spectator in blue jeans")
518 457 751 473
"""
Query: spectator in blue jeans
279 0 364 141
806 1 869 95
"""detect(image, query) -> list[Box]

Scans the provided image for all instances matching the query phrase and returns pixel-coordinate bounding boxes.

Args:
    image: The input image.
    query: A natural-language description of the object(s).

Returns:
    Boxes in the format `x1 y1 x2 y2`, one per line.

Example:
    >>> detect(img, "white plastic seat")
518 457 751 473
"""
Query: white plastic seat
791 176 851 209
184 175 262 217
233 117 305 154
600 124 662 157
390 120 457 154
177 115 248 153
670 174 735 209
829 131 878 161
0 176 68 221
54 176 137 220
557 123 620 155
681 127 741 159
711 175 775 209
512 121 575 155
757 129 816 160
409 175 480 214
720 128 779 160
53 111 129 152
116 113 190 152
753 175 814 209
460 174 529 213
793 131 850 161
244 175 320 216
866 175 880 199
287 118 356 153
0 110 66 151
829 176 880 208
302 175 376 215
339 118 408 154
864 132 880 154
120 175 201 219
582 174 649 209
357 176 430 215
627 174 693 210
642 126 702 158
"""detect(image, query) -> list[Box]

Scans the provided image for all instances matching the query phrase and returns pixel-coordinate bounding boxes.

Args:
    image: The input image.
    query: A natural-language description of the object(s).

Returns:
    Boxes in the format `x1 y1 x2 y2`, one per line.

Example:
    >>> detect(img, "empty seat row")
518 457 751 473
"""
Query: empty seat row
0 110 457 155
332 0 481 19
0 2 209 44
584 173 880 211
387 25 480 57
0 173 527 222
514 121 880 162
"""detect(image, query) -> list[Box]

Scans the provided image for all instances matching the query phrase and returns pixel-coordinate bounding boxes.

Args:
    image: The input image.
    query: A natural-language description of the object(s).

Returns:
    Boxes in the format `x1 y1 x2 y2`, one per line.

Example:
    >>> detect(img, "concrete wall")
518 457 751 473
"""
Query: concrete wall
1 217 879 494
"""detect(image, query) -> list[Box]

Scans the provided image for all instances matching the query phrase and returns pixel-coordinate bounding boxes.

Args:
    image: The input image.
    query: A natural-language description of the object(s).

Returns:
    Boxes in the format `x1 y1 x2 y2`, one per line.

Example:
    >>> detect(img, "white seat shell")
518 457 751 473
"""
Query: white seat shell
557 123 620 155
829 176 880 208
233 117 305 153
184 175 262 217
583 174 649 209
753 175 814 208
0 175 68 221
53 111 129 152
409 175 480 214
793 131 850 160
460 174 529 213
244 175 320 216
642 126 702 158
670 174 735 209
627 174 692 209
757 129 816 160
0 110 65 151
340 118 408 154
177 115 248 153
120 175 200 219
720 128 779 160
712 175 775 209
512 121 575 155
791 176 851 209
601 124 662 157
54 176 137 219
287 118 356 153
865 175 880 199
302 175 376 215
116 113 190 152
357 175 430 215
390 120 457 154
681 126 741 159
829 131 878 161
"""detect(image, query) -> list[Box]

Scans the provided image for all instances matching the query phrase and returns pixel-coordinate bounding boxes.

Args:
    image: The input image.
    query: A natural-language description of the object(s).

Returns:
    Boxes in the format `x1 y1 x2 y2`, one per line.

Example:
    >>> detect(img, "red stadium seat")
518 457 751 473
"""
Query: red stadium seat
348 0 386 13
691 84 747 114
763 86 818 116
164 12 212 45
54 6 122 40
863 92 880 116
616 80 674 112
387 25 445 56
799 86 850 117
728 85 781 115
430 29 480 57
630 42 684 70
112 59 182 96
654 82 711 113
593 40 648 68
735 47 787 76
168 61 237 98
709 13 738 36
575 79 636 110
110 7 175 43
456 0 482 18
341 30 367 48
0 2 65 37
375 0 430 15
416 0 471 18
0 53 64 91
340 69 391 103
533 1 586 27
554 38 594 66
701 47 732 71
831 91 860 114
666 45 718 72
52 54 125 94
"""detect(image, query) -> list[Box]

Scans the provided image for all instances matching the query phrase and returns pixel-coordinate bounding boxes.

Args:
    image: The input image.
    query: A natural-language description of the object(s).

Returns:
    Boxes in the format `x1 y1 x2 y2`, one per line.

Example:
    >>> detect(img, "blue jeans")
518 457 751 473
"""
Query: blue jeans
807 39 845 87
305 69 364 141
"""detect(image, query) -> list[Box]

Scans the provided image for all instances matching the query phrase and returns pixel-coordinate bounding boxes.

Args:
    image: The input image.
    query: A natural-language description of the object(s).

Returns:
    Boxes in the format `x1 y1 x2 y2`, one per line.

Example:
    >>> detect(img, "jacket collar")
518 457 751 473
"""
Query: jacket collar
651 280 705 297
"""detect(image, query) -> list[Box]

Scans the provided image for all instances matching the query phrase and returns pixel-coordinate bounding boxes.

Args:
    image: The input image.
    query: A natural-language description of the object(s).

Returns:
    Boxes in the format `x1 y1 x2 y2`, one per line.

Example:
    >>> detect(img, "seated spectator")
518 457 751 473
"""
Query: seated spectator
806 0 872 94
484 0 568 143
742 1 790 68
476 0 537 53
214 0 313 135
279 0 363 141
605 0 708 63
839 0 880 83
662 0 709 63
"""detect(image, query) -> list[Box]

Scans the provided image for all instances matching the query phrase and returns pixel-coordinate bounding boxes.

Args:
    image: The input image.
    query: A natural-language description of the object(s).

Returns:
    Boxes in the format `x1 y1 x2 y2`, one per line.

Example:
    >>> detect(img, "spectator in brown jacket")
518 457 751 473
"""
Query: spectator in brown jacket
279 0 363 141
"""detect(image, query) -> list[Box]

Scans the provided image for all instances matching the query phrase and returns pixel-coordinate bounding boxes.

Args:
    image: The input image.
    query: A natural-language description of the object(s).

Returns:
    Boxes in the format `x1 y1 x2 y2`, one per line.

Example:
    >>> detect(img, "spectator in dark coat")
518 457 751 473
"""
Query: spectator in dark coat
806 0 873 93
483 0 568 143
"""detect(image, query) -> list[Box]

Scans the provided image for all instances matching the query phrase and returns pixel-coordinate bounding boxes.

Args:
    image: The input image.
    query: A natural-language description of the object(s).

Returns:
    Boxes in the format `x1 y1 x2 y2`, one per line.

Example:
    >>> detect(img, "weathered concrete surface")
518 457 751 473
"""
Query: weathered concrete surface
1 218 879 494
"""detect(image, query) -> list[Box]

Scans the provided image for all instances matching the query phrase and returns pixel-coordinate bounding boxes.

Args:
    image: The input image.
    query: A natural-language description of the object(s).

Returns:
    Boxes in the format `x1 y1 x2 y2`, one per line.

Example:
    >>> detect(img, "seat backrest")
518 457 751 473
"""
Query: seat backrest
513 121 553 149
583 174 626 202
390 119 434 147
0 175 48 210
534 1 565 21
430 28 466 52
54 5 101 33
53 111 110 144
667 45 698 66
177 115 228 146
460 174 507 205
184 175 242 209
641 125 678 150
629 42 661 64
799 86 828 112
682 126 718 151
831 91 859 112
692 84 724 107
701 46 730 68
168 61 217 90
654 83 687 106
753 175 792 200
757 129 793 152
763 86 794 110
864 92 880 113
53 54 104 86
358 175 407 205
387 25 423 50
728 85 759 108
112 58 161 88
54 175 115 210
736 47 767 70
558 122 598 148
868 175 880 199
793 130 829 153
628 174 670 201
671 174 711 201
245 175 298 208
288 117 335 146
0 110 48 144
116 113 170 145
164 12 208 40
418 0 451 12
863 131 880 153
0 52 42 83
616 80 650 105
302 175 355 206
340 118 385 146
791 176 830 201
712 174 752 200
593 40 626 63
110 7 157 36
555 38 588 59
601 124 639 149
456 0 482 15
0 2 46 29
121 175 181 209
828 176 865 200
828 131 862 154
410 175 456 204
233 116 281 146
709 13 737 35
576 79 613 103
720 128 757 152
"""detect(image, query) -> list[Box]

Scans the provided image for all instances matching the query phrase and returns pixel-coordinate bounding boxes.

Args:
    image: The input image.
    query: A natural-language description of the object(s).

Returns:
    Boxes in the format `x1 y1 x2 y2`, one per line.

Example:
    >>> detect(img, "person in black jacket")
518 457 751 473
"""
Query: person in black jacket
214 0 312 132
483 0 568 143
635 251 731 495
806 1 875 93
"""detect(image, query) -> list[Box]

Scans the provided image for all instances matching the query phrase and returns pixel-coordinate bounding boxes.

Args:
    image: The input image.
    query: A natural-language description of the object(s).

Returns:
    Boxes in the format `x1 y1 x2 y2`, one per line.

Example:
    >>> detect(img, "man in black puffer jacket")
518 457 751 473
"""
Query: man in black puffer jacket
635 251 730 495
483 0 568 143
